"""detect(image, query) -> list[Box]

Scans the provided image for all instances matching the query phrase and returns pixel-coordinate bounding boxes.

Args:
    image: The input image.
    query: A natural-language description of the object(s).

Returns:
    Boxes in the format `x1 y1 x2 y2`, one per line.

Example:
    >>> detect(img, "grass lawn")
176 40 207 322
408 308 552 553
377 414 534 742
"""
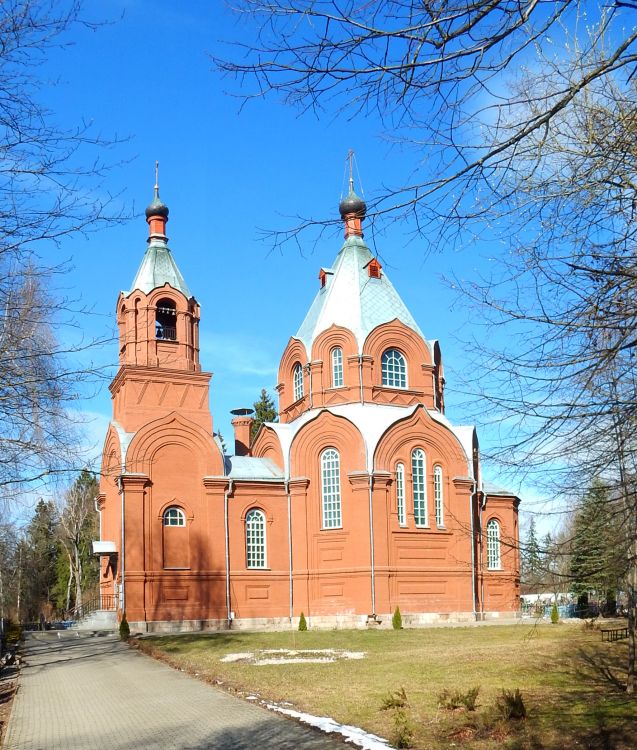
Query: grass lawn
135 621 636 749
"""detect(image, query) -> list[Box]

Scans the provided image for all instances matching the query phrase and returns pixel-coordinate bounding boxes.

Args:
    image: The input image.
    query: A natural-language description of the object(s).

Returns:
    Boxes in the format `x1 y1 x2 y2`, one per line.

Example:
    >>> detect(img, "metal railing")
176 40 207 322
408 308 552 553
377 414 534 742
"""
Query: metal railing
69 593 116 622
156 326 177 341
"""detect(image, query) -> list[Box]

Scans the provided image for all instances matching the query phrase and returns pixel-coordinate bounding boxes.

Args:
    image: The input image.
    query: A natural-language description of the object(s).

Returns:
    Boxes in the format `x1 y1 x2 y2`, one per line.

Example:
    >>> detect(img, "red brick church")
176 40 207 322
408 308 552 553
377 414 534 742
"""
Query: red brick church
96 173 520 632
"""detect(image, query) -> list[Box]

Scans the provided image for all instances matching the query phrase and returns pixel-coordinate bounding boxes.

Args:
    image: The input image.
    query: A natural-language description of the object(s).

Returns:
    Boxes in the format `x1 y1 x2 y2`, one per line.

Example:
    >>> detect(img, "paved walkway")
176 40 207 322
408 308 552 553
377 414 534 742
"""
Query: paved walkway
4 632 344 749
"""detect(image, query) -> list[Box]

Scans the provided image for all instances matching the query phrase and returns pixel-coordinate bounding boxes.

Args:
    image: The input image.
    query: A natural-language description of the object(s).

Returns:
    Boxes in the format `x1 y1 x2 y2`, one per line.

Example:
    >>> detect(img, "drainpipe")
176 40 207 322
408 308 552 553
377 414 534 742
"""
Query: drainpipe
368 473 376 615
94 496 101 538
358 355 364 404
118 477 125 615
469 481 477 620
224 479 234 627
479 491 487 620
286 479 293 622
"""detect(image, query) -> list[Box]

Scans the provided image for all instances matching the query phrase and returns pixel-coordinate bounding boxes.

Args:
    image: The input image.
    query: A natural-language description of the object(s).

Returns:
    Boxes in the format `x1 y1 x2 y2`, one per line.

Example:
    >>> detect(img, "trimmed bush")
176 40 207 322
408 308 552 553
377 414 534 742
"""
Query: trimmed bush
550 602 559 624
298 612 307 631
392 606 403 630
119 613 130 640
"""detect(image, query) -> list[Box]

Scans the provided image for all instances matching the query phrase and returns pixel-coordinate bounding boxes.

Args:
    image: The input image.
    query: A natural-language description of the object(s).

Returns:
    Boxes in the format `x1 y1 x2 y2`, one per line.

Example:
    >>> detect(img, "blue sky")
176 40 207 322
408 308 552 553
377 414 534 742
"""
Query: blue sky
34 1 555 526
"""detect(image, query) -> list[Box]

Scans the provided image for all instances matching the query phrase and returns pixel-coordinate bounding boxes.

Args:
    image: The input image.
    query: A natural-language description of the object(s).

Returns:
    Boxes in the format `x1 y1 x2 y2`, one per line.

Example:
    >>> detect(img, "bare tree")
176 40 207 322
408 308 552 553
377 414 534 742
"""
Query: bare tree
216 1 637 246
0 1 124 503
219 2 637 691
56 470 98 616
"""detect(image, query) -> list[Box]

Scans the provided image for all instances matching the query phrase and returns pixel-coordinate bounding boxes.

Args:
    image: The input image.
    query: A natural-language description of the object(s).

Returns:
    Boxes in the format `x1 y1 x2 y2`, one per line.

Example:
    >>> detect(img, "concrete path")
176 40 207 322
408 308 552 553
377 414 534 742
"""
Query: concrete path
4 632 345 749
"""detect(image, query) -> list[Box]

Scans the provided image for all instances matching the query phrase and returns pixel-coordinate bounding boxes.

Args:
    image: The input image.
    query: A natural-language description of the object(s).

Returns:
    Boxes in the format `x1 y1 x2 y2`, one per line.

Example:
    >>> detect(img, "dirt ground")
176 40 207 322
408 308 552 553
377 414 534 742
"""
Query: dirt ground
0 665 18 747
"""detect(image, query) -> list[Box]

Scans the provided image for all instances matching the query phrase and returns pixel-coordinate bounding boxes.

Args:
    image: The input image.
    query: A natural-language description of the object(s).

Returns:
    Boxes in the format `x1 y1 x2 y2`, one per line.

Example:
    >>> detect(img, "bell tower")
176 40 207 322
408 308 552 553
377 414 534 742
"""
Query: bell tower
110 172 213 436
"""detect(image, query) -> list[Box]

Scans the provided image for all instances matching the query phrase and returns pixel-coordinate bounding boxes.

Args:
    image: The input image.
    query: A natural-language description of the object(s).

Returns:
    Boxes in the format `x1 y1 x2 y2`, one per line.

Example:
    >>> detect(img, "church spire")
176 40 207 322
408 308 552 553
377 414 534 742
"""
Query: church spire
339 150 366 239
145 160 169 241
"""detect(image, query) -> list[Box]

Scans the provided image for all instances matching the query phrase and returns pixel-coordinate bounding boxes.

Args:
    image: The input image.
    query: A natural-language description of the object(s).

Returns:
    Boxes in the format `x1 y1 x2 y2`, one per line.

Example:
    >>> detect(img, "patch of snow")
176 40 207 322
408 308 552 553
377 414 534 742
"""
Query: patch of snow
265 703 391 750
246 695 258 701
257 657 335 666
220 652 253 663
341 651 365 659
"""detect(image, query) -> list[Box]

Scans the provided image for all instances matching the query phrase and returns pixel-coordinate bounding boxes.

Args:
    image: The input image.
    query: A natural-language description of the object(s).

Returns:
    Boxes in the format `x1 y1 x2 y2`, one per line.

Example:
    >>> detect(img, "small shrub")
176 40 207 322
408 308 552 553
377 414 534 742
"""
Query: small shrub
381 686 408 710
496 688 526 720
438 686 480 712
550 602 559 624
391 707 414 748
298 612 307 631
392 606 403 630
119 613 130 641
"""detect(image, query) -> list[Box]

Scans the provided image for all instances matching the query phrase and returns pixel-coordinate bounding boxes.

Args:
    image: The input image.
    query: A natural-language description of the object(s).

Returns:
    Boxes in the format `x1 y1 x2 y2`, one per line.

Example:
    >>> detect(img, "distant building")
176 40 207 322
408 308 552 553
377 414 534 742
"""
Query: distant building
97 175 520 632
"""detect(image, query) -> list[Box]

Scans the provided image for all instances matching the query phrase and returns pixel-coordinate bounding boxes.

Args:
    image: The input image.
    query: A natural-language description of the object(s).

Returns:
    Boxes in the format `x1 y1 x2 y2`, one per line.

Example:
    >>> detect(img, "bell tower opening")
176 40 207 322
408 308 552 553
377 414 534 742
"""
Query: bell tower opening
156 298 177 341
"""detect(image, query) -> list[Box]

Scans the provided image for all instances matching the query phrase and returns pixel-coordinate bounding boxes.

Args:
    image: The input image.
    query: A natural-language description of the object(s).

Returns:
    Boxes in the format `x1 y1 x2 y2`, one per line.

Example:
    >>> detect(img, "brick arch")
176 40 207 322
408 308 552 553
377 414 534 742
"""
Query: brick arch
100 424 122 481
311 325 357 365
278 337 309 417
125 411 223 476
147 285 192 312
364 319 432 390
374 407 468 477
289 410 365 473
252 426 284 469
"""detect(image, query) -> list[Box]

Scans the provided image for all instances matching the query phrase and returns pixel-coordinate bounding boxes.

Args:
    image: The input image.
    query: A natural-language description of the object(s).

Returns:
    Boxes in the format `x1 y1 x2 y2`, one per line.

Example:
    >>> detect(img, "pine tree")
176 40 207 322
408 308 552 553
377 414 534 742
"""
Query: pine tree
23 500 59 621
569 482 625 612
251 388 278 442
521 517 542 594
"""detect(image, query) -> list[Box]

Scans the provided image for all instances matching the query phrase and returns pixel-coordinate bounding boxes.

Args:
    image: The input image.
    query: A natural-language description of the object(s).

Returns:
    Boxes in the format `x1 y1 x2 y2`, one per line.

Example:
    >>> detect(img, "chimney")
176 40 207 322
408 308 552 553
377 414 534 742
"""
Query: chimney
231 408 255 456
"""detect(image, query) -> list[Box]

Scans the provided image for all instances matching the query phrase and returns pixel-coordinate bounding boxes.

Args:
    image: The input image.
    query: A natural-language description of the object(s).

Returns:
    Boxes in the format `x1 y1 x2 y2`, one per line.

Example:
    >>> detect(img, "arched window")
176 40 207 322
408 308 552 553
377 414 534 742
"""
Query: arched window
246 509 267 569
434 465 444 527
156 298 177 341
412 448 427 527
487 519 501 569
381 348 407 388
321 448 342 529
293 362 304 402
396 463 406 526
163 506 185 526
331 347 344 387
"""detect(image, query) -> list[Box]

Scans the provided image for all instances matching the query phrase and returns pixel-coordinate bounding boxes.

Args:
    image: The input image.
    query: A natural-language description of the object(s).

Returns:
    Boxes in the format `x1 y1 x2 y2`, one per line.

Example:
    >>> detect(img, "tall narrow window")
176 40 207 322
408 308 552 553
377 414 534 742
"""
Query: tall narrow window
412 448 427 527
487 519 501 569
321 448 342 528
246 509 267 568
381 348 407 388
396 463 406 526
434 465 444 527
331 347 344 387
293 362 304 401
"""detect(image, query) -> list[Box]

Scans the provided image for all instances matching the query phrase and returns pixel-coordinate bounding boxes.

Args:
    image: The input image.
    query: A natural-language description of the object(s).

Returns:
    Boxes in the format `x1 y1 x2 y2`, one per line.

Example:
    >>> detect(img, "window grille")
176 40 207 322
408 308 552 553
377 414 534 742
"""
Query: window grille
396 463 406 526
487 519 501 569
163 507 185 527
331 347 344 387
321 448 342 528
293 363 304 401
246 509 267 568
434 465 444 527
412 448 427 526
381 348 407 388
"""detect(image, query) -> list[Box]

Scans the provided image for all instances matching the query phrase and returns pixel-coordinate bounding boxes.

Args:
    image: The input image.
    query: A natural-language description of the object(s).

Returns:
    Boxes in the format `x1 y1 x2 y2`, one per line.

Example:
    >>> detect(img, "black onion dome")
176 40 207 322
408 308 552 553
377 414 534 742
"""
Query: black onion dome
339 189 366 219
145 194 169 219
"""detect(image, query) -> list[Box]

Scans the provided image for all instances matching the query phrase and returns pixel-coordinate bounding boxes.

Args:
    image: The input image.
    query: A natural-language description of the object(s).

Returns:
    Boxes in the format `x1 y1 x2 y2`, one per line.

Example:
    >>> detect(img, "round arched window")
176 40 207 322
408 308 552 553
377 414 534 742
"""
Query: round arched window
381 348 407 388
156 298 177 341
163 506 186 527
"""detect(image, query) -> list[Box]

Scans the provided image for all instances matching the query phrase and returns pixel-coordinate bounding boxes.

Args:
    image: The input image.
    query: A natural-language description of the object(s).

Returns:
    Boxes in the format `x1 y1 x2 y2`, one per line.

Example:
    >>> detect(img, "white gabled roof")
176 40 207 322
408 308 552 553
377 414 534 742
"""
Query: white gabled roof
264 402 474 478
225 456 284 481
295 235 427 356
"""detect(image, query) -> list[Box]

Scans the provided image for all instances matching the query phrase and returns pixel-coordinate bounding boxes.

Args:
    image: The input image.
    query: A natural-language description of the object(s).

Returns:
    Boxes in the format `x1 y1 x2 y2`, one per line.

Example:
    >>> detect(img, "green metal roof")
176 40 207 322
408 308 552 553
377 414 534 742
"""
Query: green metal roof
125 239 191 298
